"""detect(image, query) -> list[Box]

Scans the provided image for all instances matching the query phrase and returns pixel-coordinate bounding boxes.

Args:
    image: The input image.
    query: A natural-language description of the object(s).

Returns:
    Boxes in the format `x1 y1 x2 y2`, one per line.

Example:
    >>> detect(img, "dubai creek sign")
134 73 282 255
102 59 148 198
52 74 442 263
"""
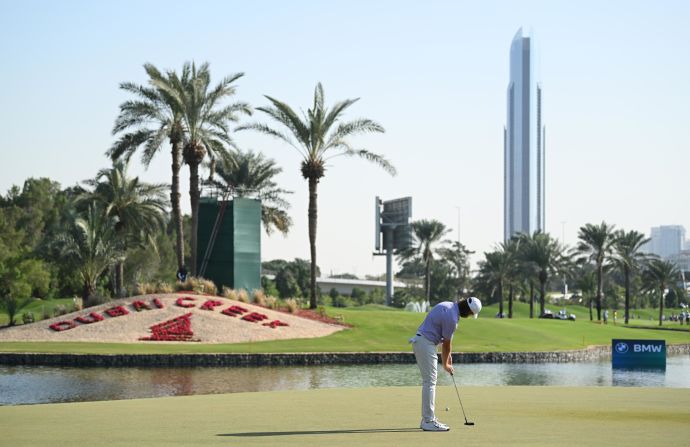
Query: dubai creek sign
612 339 666 369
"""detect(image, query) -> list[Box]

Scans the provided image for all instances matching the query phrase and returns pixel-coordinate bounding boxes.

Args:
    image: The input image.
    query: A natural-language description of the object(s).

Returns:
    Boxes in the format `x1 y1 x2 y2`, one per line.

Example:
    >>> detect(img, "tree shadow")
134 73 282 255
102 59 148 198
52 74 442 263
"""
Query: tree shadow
217 428 420 437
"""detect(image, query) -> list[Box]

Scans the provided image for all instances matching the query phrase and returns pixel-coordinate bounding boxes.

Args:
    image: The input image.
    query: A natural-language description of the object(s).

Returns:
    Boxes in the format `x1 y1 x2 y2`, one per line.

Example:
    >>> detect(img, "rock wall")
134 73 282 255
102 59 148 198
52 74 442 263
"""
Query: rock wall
1 344 688 367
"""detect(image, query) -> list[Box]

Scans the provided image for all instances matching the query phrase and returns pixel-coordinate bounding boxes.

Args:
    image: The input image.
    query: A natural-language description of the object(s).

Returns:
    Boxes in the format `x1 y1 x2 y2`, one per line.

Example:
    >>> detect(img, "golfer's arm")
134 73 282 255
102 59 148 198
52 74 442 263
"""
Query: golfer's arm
441 339 452 367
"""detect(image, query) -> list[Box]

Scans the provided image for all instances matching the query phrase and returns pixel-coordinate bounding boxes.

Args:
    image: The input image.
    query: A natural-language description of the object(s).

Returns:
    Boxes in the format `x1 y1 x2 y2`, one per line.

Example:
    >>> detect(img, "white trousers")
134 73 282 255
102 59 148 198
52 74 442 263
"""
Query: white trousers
411 334 438 422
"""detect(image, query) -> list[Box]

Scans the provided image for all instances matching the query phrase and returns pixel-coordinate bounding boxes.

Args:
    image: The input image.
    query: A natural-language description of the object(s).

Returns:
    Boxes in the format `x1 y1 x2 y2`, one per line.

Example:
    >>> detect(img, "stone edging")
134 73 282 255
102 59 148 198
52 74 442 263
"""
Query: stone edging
0 344 688 367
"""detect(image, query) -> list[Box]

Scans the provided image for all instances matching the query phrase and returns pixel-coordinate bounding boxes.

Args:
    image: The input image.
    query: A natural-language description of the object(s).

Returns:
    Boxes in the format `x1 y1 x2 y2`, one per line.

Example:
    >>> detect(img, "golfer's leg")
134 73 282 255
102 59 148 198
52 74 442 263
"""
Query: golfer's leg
414 337 438 422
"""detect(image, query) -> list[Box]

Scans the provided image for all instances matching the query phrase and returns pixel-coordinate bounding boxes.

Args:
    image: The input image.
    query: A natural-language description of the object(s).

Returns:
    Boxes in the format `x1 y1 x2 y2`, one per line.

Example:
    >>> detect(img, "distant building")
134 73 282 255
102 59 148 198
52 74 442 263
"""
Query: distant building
645 225 686 259
316 277 408 296
262 275 407 296
504 28 545 240
667 251 690 273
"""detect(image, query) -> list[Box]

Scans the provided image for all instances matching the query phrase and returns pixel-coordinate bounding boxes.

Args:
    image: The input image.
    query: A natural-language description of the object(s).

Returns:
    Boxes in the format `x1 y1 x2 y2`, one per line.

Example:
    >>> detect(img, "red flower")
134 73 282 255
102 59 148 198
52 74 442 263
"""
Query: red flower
176 296 196 308
262 319 289 328
242 312 268 323
49 320 77 331
140 313 194 341
152 298 164 309
200 300 223 311
132 300 150 311
104 306 129 317
75 312 104 324
221 305 248 317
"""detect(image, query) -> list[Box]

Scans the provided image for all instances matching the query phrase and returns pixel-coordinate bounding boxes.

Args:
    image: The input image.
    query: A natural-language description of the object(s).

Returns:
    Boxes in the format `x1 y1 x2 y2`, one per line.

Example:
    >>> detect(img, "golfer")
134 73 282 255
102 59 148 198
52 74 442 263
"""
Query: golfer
409 297 482 431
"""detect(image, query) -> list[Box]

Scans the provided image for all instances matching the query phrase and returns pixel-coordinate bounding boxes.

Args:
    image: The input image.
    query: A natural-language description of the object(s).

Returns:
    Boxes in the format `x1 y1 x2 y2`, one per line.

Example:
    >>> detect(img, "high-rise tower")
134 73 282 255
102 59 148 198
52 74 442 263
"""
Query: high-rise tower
504 28 545 240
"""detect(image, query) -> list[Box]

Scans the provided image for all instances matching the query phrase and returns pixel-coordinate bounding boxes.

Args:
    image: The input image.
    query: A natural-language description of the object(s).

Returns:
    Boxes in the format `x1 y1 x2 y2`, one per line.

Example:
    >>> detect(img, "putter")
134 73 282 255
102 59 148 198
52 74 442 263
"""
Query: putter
450 372 475 426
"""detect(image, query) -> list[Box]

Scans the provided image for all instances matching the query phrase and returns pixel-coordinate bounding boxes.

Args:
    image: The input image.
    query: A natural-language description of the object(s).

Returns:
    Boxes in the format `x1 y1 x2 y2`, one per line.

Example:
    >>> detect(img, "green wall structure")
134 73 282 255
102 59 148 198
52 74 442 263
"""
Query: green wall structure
196 197 261 292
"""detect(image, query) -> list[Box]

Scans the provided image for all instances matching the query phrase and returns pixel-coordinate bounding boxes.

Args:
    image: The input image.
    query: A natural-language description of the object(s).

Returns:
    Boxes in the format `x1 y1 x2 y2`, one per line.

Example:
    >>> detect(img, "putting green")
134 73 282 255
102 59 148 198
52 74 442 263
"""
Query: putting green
2 386 689 446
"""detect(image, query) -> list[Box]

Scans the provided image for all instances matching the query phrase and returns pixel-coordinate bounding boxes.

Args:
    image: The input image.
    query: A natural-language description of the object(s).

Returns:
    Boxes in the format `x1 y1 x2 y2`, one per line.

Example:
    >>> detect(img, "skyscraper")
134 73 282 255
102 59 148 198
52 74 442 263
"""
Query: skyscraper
645 225 686 259
504 28 545 241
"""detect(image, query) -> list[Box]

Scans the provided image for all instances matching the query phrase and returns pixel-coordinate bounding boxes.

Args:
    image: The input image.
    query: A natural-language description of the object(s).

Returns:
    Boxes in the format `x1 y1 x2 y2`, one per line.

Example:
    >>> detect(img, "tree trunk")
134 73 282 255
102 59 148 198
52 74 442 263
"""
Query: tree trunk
82 281 96 307
589 296 593 321
425 259 431 302
498 280 504 317
659 288 664 327
596 263 603 321
624 267 630 325
170 140 185 270
539 280 546 316
115 261 124 298
308 177 318 309
529 281 534 319
189 161 200 276
508 283 514 318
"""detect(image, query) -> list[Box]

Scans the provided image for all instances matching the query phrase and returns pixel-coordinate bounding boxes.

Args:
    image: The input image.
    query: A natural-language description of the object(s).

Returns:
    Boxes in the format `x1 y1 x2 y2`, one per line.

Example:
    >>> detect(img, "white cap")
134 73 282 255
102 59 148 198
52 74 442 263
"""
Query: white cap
467 297 482 318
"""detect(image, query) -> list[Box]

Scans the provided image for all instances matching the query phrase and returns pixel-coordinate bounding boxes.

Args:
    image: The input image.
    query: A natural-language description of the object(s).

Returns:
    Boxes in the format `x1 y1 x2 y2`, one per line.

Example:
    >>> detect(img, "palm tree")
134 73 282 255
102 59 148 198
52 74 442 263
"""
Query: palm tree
109 63 187 272
438 241 473 297
238 83 394 308
57 205 121 305
577 222 617 321
515 233 539 318
519 231 568 317
79 161 167 296
397 219 450 302
155 62 251 276
641 259 682 326
207 150 292 235
612 230 651 324
477 248 511 317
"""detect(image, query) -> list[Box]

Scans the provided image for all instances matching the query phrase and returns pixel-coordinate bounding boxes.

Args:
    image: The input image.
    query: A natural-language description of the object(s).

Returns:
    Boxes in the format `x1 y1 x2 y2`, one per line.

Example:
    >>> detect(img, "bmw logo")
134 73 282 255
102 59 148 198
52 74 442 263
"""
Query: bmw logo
615 342 629 354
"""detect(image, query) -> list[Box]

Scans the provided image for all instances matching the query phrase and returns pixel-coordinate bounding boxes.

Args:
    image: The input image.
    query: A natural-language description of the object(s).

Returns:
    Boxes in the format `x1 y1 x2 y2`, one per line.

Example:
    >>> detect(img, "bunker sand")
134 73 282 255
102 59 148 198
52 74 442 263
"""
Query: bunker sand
2 386 689 446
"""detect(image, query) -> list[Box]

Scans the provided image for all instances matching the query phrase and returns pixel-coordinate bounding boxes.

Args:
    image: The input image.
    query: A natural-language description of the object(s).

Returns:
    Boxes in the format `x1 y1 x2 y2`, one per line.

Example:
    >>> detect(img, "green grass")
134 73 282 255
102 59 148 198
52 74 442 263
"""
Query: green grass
1 386 689 446
0 297 76 326
0 302 687 354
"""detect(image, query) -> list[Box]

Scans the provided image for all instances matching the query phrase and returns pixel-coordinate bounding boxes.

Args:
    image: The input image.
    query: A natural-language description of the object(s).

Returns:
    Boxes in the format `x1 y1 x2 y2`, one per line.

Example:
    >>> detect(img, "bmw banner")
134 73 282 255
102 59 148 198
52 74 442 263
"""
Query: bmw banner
612 339 666 369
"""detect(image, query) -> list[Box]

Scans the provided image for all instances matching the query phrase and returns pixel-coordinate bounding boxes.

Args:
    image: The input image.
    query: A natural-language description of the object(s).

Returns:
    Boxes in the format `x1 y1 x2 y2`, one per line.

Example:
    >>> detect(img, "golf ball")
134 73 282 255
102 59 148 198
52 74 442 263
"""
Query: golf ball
445 407 449 411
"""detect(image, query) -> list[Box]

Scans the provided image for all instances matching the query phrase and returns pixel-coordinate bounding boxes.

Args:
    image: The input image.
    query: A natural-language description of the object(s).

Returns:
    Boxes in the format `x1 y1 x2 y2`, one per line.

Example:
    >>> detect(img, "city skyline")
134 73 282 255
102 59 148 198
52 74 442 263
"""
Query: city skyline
1 1 689 277
504 28 545 241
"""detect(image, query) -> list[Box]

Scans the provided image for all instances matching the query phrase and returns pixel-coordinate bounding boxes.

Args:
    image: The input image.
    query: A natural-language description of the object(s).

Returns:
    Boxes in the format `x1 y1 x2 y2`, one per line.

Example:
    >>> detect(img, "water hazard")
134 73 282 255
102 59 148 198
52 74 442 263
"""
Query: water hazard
1 355 688 405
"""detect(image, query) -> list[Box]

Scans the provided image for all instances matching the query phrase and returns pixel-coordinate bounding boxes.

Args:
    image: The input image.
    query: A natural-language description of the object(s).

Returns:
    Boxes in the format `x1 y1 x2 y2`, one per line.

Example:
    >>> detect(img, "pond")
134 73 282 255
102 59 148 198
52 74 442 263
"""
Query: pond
1 355 688 405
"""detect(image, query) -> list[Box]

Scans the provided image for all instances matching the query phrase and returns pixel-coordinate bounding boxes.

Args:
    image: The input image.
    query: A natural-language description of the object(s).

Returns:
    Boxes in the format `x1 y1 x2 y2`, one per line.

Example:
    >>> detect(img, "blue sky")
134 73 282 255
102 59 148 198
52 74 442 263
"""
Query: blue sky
1 0 689 276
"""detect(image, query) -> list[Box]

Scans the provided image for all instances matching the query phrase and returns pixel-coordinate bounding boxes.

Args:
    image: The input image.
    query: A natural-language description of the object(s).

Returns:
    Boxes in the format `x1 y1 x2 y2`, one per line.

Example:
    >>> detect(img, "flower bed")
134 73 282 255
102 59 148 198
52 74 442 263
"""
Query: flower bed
46 294 298 338
139 313 194 342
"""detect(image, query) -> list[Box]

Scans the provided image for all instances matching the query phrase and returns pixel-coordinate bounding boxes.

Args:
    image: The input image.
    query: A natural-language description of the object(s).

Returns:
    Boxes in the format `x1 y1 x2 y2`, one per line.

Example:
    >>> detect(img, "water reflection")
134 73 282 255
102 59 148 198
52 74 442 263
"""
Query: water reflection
0 355 687 405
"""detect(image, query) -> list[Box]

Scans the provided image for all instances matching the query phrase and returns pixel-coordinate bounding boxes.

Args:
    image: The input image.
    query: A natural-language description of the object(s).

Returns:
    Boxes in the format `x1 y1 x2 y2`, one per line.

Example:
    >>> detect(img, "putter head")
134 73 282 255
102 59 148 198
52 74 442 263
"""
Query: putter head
465 422 475 426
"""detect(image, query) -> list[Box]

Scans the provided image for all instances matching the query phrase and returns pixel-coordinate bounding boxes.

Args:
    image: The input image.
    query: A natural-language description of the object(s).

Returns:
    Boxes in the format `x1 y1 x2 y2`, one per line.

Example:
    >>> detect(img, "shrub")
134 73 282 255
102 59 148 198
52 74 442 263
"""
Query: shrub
175 278 193 292
178 277 217 295
42 306 51 320
134 282 156 295
285 298 300 313
334 296 354 308
156 282 173 294
264 296 277 309
222 287 238 301
253 289 267 306
22 312 35 324
197 278 218 295
53 304 68 316
87 294 111 307
351 287 367 303
237 289 249 303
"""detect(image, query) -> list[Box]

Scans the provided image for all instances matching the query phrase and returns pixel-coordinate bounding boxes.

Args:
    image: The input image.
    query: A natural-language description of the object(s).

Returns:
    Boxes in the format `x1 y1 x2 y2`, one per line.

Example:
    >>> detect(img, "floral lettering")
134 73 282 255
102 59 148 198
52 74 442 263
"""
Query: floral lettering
175 296 196 308
75 312 104 324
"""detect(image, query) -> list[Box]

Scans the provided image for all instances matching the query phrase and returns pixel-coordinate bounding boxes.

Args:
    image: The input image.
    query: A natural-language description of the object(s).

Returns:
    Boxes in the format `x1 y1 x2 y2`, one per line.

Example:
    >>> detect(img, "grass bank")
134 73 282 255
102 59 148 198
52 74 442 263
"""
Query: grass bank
2 386 689 447
0 302 687 354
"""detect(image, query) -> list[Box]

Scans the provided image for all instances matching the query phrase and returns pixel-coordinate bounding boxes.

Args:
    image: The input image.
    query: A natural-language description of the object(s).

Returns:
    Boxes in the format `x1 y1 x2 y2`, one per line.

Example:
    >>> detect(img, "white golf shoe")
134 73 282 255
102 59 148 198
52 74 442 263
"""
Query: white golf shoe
420 418 450 431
